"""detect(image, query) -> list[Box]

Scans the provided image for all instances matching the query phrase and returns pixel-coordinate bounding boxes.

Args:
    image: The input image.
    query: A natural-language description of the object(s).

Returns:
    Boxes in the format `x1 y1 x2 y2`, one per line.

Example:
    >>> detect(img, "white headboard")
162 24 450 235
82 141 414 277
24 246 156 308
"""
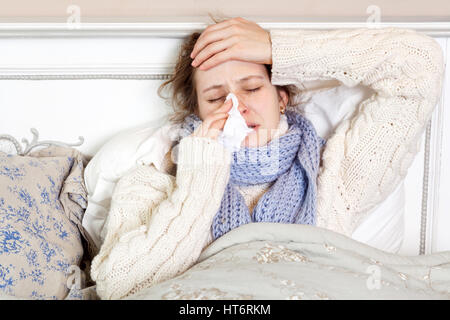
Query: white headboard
1 21 449 255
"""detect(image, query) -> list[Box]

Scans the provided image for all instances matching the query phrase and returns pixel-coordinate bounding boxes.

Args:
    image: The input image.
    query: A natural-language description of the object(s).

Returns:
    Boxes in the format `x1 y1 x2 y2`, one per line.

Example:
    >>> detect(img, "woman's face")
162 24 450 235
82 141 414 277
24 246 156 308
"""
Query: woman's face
194 60 288 148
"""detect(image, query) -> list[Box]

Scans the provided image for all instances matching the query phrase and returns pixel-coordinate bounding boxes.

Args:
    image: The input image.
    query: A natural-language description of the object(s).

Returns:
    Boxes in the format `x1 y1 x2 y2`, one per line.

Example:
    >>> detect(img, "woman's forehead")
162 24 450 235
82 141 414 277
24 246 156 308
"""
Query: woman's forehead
194 60 268 89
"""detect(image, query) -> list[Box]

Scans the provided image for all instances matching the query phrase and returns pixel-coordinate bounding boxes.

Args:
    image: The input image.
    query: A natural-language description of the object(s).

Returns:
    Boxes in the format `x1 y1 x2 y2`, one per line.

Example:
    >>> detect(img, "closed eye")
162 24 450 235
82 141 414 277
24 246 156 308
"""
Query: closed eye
208 87 260 103
208 97 224 103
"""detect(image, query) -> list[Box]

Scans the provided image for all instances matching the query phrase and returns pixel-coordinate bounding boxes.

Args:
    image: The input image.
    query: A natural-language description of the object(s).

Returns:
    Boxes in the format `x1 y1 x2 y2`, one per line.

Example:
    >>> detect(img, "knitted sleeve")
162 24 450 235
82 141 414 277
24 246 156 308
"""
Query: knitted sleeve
90 136 231 299
269 27 445 236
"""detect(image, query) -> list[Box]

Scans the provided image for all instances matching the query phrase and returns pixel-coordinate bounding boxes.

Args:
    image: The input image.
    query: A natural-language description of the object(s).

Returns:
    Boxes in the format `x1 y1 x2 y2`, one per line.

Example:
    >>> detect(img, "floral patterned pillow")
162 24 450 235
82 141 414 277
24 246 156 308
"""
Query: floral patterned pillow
0 146 95 299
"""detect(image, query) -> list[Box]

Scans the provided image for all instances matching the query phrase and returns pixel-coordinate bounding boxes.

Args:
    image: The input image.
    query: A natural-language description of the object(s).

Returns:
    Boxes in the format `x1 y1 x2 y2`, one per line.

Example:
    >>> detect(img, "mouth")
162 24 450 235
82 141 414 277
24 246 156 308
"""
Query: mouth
247 124 259 130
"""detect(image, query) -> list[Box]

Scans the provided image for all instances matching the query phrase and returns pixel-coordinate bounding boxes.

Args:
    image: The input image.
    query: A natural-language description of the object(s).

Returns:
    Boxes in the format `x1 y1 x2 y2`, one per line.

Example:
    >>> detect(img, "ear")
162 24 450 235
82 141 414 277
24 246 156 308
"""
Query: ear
277 87 289 108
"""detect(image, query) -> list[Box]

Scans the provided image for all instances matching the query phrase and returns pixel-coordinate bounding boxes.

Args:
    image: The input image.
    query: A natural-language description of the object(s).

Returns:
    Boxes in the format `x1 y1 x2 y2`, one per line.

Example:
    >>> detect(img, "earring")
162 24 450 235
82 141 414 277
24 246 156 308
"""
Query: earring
280 106 286 114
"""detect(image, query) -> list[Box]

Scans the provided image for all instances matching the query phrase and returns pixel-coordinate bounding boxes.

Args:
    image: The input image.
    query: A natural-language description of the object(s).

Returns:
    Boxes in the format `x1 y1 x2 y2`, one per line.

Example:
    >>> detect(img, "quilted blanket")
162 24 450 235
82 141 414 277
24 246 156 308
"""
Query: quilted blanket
123 223 450 300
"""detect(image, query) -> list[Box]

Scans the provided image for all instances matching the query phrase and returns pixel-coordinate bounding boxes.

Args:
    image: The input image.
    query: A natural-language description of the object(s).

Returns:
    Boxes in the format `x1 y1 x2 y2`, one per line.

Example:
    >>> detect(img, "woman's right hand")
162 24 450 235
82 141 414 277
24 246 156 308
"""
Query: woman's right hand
190 98 233 140
190 17 272 71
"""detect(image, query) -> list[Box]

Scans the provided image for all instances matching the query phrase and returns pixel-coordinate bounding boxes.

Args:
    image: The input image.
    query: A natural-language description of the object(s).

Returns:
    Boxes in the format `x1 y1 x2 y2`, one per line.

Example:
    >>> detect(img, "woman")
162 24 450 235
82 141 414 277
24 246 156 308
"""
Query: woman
90 17 444 300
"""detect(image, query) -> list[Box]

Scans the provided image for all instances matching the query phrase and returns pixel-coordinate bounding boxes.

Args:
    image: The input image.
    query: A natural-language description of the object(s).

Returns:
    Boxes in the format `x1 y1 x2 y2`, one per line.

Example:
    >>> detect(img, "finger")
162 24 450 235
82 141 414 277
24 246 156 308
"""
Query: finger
207 118 228 139
195 112 229 137
192 99 232 137
191 27 234 63
191 35 238 68
191 23 239 59
216 98 233 113
203 18 237 34
192 19 238 57
204 112 229 130
197 49 236 71
209 98 233 117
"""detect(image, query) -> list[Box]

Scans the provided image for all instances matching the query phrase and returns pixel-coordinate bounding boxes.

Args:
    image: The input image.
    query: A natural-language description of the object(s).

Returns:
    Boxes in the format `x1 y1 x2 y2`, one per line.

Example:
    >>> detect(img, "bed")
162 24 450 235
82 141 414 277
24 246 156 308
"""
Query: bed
1 20 449 300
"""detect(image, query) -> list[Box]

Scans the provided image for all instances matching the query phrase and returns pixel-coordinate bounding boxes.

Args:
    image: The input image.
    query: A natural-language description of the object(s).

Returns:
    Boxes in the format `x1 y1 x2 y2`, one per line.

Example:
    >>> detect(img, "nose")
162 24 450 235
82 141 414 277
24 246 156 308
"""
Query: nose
237 97 249 115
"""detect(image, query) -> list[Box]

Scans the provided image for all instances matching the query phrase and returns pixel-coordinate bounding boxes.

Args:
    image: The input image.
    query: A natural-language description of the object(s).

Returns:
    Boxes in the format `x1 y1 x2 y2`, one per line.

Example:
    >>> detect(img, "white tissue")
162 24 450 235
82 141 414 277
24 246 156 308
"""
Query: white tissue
217 93 254 152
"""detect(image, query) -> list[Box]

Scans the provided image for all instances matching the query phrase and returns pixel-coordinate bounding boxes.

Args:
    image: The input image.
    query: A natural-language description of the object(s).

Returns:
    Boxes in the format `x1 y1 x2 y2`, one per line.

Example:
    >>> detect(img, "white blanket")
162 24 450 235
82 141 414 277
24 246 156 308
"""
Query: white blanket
125 223 450 300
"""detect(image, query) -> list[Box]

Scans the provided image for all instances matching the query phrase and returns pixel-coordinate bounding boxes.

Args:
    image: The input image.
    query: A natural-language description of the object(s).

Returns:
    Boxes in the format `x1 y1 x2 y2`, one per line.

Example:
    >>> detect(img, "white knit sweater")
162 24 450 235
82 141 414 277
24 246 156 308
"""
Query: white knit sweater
90 27 445 300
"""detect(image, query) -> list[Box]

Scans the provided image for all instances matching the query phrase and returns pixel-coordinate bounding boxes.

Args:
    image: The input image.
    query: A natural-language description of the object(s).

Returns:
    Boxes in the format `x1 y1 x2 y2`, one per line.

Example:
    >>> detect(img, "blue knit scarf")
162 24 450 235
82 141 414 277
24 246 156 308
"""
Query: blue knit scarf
176 109 326 240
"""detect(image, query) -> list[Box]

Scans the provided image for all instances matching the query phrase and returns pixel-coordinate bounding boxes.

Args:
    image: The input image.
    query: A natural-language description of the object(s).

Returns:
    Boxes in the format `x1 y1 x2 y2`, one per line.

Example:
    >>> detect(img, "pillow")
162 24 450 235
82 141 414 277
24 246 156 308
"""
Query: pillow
296 83 405 253
83 115 177 248
83 83 406 253
0 145 95 299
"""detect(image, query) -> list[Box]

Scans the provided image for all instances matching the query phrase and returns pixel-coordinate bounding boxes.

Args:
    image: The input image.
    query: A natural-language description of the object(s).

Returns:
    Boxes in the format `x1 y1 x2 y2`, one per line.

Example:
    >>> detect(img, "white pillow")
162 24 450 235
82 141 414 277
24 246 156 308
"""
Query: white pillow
298 83 405 253
82 114 177 248
83 83 405 253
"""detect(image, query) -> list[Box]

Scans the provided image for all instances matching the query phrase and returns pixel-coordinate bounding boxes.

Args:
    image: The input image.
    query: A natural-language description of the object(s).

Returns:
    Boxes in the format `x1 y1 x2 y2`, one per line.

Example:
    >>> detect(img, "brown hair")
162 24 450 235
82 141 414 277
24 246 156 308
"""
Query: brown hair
157 14 299 125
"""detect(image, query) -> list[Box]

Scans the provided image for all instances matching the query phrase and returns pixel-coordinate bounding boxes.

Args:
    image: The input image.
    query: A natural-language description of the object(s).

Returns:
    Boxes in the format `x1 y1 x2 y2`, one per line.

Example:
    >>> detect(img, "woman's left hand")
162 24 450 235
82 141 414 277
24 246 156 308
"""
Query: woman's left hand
190 17 272 71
